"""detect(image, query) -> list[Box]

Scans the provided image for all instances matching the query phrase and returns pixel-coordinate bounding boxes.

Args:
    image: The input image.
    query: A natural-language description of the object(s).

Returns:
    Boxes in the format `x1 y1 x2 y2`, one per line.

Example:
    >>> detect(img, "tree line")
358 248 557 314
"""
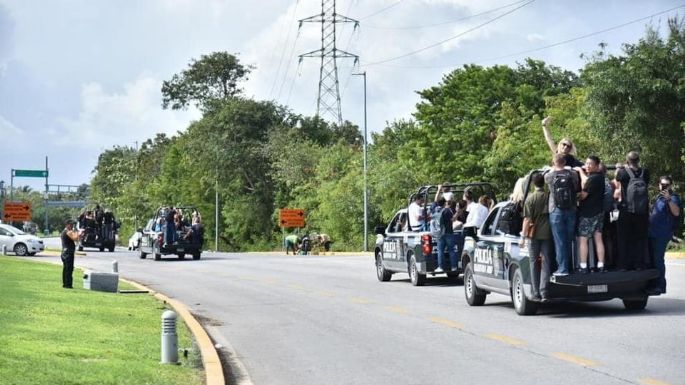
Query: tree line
88 20 685 250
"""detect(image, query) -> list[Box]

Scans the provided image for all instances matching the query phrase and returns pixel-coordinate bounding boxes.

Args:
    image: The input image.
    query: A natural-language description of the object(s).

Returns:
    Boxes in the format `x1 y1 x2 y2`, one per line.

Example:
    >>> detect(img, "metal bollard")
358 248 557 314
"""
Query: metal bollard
2 245 6 255
112 260 118 273
161 310 178 364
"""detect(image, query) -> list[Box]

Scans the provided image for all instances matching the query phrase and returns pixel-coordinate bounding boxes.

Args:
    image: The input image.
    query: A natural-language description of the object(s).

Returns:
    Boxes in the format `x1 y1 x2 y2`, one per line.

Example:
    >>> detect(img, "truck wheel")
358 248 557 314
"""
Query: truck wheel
78 245 84 252
153 244 161 261
623 297 648 311
99 246 105 252
464 263 486 306
375 251 392 282
512 269 538 316
139 248 147 259
109 245 115 252
192 252 201 260
408 252 425 286
178 253 185 259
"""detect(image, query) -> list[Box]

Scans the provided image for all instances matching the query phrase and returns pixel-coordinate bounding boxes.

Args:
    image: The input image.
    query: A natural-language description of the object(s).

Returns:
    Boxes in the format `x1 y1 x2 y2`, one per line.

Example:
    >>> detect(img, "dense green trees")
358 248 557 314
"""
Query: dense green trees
88 20 684 250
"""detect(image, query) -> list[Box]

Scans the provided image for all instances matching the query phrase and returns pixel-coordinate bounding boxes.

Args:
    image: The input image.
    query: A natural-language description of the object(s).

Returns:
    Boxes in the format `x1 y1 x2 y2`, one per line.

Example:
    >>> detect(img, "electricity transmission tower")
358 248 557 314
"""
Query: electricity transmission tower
299 0 359 125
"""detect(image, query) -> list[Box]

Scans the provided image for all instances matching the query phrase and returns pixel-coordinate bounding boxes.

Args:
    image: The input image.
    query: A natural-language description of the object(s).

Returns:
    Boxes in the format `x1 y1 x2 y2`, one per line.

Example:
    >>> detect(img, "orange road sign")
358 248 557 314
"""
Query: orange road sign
279 208 305 228
3 201 32 222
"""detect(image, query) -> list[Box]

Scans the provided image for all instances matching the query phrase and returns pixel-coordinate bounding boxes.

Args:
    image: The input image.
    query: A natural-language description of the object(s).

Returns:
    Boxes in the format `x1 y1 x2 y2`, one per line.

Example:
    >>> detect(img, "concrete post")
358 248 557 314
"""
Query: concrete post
161 310 178 364
112 260 118 273
2 245 6 255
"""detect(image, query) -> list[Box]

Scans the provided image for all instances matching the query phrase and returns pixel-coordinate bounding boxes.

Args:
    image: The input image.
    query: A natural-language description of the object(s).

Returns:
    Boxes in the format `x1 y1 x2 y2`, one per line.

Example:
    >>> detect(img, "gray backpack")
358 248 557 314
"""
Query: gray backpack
625 168 648 214
430 207 444 238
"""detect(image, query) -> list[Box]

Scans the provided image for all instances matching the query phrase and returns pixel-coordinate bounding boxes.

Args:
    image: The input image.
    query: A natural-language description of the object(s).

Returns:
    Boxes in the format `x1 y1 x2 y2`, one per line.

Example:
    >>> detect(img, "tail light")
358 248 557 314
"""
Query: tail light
421 234 432 255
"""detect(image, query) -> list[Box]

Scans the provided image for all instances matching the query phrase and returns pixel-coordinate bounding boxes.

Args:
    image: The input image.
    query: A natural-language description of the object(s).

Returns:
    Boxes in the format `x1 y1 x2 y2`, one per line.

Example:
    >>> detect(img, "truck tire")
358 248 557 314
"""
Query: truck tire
623 297 648 311
139 248 147 259
192 252 201 260
99 246 105 252
109 245 115 252
153 244 161 261
78 245 84 252
408 252 425 286
464 262 486 306
512 268 538 316
178 253 185 259
375 251 392 282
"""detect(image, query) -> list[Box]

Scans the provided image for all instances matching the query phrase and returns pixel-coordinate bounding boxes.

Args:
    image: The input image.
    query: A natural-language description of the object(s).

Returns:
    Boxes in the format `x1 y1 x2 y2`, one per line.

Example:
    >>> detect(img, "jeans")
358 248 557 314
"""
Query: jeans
437 233 457 270
165 220 176 245
549 208 576 274
528 238 552 297
61 249 75 288
649 236 670 293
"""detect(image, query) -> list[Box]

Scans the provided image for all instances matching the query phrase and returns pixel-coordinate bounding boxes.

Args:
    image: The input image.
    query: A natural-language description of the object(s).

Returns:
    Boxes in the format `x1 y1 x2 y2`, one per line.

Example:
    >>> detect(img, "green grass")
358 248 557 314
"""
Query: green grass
0 257 204 385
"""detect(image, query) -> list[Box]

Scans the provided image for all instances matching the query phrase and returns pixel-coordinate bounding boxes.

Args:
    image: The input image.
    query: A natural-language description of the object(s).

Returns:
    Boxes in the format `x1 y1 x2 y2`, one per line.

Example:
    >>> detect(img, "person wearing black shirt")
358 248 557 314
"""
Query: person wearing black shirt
575 156 606 273
615 151 650 270
60 220 79 288
541 116 584 168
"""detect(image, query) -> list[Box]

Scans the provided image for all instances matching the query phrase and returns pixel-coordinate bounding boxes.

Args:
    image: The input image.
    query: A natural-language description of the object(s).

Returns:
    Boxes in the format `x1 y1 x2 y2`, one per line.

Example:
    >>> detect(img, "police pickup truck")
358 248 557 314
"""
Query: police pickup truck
374 183 497 286
139 206 203 261
462 169 659 315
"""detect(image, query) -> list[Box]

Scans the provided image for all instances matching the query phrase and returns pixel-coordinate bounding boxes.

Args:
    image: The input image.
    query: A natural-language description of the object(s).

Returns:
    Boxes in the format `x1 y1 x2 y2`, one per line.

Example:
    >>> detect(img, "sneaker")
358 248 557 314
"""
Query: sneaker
553 271 569 277
540 293 549 302
599 266 608 273
578 267 589 274
434 267 444 273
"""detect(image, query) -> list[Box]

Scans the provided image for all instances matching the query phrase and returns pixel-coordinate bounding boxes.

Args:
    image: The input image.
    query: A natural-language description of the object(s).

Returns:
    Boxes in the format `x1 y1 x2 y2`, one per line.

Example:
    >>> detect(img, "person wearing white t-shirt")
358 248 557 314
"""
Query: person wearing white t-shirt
464 196 489 228
408 195 426 231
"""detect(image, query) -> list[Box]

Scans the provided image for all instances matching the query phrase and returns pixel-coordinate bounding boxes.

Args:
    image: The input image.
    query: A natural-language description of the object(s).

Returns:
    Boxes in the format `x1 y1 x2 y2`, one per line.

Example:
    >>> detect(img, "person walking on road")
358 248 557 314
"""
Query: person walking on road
648 176 681 295
60 219 79 289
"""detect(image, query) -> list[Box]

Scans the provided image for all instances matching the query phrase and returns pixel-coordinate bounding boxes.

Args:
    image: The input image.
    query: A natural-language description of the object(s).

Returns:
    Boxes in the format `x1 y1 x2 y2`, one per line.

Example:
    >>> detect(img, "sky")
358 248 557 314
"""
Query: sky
1 0 684 192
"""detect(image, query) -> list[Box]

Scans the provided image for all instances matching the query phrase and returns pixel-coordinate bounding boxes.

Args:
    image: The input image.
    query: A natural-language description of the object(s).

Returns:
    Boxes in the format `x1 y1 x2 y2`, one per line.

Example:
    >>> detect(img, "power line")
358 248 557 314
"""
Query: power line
364 0 527 30
276 28 302 101
268 0 300 99
370 3 685 69
359 0 405 20
363 0 535 66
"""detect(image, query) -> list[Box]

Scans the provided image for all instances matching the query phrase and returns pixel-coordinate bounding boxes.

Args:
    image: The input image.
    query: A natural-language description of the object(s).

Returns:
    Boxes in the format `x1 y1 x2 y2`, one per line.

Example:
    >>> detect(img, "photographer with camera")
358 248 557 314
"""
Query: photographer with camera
648 176 681 295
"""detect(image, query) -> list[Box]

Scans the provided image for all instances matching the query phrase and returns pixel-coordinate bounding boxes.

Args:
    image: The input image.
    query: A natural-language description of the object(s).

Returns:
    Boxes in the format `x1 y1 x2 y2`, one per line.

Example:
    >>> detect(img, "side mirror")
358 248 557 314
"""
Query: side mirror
374 225 386 235
137 228 143 233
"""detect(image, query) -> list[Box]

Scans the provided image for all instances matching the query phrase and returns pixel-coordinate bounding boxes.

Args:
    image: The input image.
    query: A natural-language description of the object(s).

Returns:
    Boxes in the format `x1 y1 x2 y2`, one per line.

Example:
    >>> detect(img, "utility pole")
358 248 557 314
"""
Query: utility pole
299 0 359 125
352 71 368 252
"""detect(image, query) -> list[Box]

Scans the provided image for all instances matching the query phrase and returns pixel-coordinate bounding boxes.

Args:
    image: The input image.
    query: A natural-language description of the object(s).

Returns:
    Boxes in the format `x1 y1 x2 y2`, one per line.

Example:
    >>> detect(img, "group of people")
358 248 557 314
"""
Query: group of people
407 184 495 273
76 204 117 243
284 233 332 255
154 207 203 246
520 117 681 301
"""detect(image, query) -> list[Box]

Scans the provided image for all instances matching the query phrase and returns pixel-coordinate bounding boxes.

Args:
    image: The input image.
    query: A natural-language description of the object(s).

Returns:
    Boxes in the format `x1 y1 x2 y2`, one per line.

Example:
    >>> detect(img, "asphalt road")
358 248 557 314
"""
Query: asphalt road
33 244 685 385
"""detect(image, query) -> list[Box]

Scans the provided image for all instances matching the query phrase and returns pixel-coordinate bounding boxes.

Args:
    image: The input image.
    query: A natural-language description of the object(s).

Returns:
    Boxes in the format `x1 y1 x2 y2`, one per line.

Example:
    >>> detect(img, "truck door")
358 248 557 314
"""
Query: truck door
382 211 406 271
473 207 507 287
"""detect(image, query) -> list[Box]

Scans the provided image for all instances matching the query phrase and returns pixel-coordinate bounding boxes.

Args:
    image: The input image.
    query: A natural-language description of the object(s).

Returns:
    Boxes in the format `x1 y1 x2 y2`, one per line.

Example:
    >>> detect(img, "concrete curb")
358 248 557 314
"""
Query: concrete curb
666 252 685 259
119 278 225 385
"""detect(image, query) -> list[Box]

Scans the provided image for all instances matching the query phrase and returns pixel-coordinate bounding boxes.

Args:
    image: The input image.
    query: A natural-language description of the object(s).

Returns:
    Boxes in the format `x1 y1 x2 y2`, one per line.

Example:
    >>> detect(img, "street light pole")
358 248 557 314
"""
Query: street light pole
353 71 368 252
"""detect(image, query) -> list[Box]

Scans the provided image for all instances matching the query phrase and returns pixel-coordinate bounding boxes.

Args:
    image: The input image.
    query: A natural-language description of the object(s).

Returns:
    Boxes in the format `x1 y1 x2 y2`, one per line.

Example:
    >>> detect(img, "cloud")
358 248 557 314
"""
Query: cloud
56 74 201 149
0 114 22 135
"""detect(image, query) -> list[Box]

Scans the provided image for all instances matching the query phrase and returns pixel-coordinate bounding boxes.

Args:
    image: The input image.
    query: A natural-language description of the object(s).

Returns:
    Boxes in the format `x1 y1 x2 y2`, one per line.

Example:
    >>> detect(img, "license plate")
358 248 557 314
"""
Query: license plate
587 284 608 293
177 248 184 253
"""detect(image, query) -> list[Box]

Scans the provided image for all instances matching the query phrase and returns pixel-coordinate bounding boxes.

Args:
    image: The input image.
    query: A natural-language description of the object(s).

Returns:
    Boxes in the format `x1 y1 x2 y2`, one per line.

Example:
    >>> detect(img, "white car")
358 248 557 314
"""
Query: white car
0 223 45 256
128 230 143 251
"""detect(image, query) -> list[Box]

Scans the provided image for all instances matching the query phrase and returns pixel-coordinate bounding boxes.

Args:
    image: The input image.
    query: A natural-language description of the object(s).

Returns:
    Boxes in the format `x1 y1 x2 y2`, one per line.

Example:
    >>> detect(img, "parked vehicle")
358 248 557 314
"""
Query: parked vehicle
0 223 45 256
138 206 203 261
462 169 659 315
374 183 497 286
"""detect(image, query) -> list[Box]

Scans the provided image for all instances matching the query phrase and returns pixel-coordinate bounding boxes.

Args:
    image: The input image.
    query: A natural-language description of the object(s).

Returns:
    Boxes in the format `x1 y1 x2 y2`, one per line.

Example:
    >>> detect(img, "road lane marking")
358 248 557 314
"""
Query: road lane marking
262 278 279 285
238 276 259 281
639 378 675 385
288 284 308 291
317 290 336 297
428 316 464 329
385 306 409 315
484 333 526 346
351 297 373 304
551 352 598 367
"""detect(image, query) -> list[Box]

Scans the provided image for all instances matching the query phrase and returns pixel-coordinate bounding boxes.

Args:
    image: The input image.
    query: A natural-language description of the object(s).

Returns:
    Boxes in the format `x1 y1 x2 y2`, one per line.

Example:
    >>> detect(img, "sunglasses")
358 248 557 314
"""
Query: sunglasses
561 142 571 148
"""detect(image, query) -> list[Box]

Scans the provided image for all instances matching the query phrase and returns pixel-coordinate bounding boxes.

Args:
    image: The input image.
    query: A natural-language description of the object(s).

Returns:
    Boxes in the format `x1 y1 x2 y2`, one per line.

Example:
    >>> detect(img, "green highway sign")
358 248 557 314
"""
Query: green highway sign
13 169 48 178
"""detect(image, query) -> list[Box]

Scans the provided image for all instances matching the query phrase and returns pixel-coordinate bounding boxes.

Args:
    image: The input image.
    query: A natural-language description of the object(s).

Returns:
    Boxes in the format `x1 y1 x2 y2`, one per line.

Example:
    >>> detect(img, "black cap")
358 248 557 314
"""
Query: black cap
65 219 76 225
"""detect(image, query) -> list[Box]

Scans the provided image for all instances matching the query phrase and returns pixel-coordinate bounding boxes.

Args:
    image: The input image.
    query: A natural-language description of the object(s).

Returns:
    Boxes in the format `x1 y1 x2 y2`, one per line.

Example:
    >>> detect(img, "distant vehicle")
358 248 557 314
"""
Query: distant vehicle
462 169 659 315
374 183 497 286
0 223 45 256
77 216 118 252
128 229 143 251
139 206 203 261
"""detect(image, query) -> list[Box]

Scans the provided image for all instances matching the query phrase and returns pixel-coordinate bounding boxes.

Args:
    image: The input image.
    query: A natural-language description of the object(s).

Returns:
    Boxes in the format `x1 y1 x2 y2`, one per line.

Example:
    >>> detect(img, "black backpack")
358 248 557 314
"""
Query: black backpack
625 168 648 214
553 171 575 210
498 203 522 236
